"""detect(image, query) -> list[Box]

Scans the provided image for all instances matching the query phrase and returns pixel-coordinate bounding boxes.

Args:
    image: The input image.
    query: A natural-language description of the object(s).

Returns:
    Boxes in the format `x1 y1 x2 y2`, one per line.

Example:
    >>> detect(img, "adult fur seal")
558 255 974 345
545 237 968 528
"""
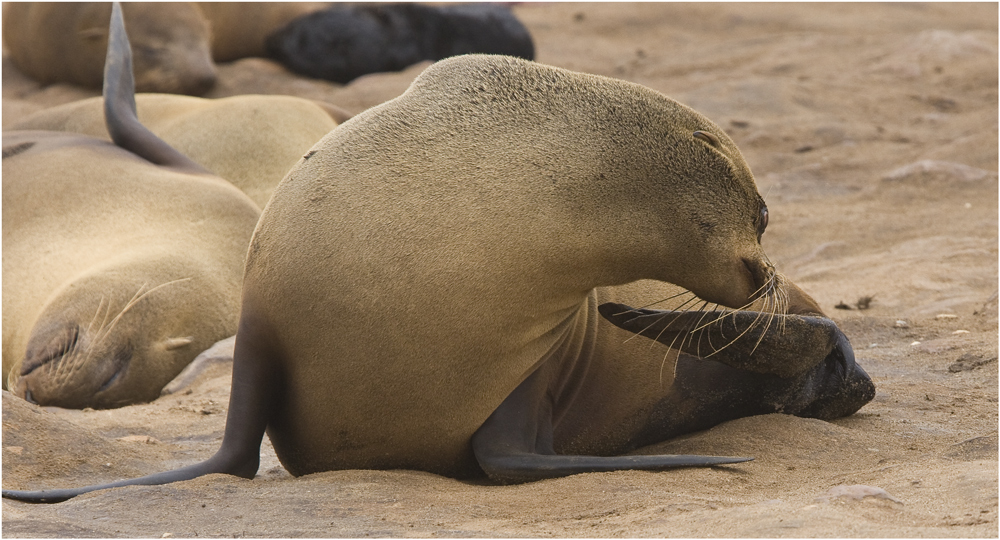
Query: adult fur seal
2 49 874 502
1 4 260 409
3 2 216 95
9 93 337 208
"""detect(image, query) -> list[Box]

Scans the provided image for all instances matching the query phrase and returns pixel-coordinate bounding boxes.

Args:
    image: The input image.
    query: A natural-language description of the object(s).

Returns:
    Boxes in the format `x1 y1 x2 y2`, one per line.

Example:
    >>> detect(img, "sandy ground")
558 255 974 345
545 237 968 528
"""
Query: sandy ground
2 2 998 537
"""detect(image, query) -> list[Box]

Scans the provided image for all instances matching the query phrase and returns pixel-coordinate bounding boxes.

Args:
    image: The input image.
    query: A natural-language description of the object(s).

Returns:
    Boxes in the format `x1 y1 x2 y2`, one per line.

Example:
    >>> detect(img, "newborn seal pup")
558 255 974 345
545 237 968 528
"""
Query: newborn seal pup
1 3 260 409
2 42 874 501
3 2 216 95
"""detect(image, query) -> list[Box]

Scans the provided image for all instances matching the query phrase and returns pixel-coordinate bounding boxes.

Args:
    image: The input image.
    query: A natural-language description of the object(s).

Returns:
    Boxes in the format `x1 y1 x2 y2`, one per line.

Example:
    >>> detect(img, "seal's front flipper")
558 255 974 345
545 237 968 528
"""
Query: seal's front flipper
597 302 842 378
471 358 751 484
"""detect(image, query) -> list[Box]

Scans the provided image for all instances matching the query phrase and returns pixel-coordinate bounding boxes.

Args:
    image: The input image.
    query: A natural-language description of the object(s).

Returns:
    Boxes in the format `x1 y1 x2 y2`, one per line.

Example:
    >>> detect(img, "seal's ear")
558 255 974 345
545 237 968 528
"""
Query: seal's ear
692 130 721 148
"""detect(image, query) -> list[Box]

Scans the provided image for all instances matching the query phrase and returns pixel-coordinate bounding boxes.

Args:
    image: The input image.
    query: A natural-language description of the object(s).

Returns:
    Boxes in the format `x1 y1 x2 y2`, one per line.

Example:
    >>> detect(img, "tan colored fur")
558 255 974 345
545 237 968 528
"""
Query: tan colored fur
241 55 772 477
196 2 328 62
3 3 216 95
10 94 337 208
2 131 261 408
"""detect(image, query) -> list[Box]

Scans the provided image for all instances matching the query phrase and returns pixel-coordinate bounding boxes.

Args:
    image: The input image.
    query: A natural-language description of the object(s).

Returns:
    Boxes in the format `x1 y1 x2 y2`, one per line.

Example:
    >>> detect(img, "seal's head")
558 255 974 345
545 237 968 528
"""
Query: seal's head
284 55 776 312
73 2 217 95
8 255 235 409
409 55 775 309
611 115 773 310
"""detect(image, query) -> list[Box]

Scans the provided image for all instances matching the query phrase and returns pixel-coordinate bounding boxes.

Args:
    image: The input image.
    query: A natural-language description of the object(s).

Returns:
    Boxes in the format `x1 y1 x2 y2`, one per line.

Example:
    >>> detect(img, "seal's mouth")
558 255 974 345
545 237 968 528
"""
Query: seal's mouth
739 256 779 307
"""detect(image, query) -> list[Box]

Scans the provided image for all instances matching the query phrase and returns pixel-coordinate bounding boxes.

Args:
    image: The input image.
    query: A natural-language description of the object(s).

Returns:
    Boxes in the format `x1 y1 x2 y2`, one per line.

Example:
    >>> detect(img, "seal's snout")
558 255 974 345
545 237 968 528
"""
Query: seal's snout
134 60 217 96
699 255 772 309
742 256 777 302
14 323 136 409
18 324 81 378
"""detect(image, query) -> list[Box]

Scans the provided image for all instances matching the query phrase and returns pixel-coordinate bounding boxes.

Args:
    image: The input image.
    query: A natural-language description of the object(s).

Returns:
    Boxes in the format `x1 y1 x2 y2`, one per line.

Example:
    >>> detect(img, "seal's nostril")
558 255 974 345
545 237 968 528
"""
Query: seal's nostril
24 388 37 405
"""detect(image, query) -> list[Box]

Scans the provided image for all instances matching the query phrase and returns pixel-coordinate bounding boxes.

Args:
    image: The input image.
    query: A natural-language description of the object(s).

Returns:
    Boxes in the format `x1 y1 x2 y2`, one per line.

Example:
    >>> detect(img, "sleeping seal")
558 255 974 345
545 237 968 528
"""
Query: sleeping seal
3 2 216 95
265 3 534 83
2 32 873 500
1 3 260 409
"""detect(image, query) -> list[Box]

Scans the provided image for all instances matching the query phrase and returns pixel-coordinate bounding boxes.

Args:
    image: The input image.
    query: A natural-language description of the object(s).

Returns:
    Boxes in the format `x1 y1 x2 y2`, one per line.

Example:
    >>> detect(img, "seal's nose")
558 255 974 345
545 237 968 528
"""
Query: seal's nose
19 324 81 377
741 257 773 303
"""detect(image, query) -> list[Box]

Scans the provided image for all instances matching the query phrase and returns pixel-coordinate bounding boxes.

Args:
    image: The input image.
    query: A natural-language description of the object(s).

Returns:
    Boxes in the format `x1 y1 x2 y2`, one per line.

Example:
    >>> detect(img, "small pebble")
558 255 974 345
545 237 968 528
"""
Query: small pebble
952 330 969 335
895 320 909 328
935 313 958 320
910 341 921 346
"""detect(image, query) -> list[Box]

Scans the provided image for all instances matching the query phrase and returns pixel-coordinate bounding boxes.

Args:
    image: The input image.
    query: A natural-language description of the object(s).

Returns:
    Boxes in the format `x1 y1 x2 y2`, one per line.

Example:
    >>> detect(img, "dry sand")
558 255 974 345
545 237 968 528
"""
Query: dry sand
2 2 997 537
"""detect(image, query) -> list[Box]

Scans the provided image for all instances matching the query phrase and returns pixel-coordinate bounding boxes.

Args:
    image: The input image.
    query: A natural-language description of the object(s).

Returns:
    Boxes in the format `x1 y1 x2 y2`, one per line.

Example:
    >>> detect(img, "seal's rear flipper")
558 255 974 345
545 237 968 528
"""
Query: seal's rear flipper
2 457 232 503
2 8 272 500
597 302 843 378
102 2 210 175
471 355 751 484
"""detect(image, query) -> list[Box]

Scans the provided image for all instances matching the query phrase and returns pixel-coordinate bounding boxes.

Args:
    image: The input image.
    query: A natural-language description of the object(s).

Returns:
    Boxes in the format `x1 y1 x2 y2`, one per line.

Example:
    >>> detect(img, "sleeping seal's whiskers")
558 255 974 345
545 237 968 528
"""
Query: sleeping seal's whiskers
85 278 193 366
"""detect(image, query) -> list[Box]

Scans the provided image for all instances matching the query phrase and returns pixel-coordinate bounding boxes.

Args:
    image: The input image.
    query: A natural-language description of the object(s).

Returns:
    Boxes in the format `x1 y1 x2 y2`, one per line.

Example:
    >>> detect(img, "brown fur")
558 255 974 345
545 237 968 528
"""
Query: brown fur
243 54 771 477
9 94 337 207
3 2 216 95
196 2 328 62
2 131 261 408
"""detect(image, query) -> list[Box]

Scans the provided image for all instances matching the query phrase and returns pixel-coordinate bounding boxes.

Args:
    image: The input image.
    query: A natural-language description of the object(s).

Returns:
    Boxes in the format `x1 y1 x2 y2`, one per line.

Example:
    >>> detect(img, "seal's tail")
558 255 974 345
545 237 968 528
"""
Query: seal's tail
102 2 209 175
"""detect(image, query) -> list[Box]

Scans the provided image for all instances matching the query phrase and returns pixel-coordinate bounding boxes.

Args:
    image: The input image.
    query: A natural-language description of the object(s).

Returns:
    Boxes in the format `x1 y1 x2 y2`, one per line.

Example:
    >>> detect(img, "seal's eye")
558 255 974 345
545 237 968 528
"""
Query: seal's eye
757 203 769 242
693 130 721 148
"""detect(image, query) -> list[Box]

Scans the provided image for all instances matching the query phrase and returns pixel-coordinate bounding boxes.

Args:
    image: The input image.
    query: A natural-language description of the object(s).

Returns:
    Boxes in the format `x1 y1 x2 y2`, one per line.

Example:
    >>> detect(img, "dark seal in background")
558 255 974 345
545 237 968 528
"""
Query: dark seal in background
265 3 535 84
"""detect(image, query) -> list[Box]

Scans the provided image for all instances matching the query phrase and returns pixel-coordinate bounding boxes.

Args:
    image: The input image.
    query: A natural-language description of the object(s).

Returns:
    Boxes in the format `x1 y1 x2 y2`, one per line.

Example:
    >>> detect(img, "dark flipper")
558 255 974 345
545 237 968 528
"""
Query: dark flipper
4 7 266 503
597 303 840 378
634 335 874 449
472 354 751 484
102 2 210 175
3 303 278 503
2 457 242 504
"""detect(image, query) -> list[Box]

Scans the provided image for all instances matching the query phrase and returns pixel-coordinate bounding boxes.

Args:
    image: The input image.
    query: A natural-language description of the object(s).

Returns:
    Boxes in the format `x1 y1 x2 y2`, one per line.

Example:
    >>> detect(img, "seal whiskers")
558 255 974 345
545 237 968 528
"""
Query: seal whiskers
2 0 259 410
3 11 876 499
89 278 193 353
606 261 793 372
620 293 702 345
